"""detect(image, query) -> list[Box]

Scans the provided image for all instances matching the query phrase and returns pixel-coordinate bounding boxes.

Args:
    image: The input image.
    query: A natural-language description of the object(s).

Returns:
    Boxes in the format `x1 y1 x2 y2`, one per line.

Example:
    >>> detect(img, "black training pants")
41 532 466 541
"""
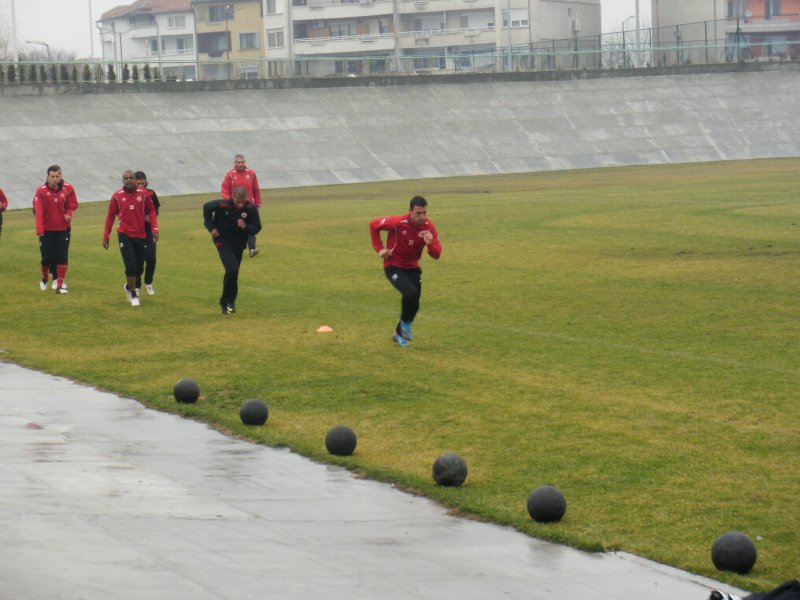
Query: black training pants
39 231 70 269
118 233 146 279
385 266 422 325
216 242 245 305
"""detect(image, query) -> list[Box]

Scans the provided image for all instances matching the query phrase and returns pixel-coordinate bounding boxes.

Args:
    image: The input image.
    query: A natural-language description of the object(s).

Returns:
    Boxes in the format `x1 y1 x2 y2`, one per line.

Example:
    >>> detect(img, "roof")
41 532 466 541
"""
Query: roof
100 0 193 20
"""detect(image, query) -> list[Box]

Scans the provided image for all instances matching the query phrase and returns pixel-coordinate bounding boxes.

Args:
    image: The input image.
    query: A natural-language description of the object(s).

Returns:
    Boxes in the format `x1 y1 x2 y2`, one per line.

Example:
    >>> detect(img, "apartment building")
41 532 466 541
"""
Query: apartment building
265 0 600 77
652 0 800 60
98 0 198 80
98 0 600 79
192 0 266 79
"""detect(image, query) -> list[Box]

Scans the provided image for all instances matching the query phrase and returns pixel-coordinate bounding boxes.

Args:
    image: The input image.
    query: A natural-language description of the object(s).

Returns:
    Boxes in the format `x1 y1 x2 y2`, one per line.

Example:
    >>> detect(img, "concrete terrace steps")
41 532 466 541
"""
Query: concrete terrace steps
1 62 799 208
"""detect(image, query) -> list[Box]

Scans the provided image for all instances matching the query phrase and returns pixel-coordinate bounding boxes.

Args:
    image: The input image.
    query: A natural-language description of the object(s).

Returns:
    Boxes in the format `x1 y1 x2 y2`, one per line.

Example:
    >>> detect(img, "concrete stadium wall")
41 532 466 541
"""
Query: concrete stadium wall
1 63 799 209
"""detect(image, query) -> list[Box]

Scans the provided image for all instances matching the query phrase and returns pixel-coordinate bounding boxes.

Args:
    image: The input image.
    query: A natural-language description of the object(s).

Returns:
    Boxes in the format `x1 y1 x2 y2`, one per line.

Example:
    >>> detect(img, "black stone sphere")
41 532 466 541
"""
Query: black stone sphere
173 378 200 404
432 452 468 487
239 398 269 426
527 485 567 523
325 425 357 456
712 532 757 574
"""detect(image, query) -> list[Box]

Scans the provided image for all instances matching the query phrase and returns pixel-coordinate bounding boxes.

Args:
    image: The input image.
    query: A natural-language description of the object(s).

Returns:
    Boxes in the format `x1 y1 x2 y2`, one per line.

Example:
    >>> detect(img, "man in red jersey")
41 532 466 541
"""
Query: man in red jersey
0 186 7 238
369 195 442 347
103 170 159 307
134 171 160 296
33 165 79 294
221 153 262 257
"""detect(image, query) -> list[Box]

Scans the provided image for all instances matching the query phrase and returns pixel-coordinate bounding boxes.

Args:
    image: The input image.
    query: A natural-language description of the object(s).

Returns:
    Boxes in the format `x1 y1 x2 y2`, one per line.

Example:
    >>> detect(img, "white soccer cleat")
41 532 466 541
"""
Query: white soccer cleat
130 296 140 307
39 280 48 291
145 284 155 296
123 283 132 301
52 280 57 290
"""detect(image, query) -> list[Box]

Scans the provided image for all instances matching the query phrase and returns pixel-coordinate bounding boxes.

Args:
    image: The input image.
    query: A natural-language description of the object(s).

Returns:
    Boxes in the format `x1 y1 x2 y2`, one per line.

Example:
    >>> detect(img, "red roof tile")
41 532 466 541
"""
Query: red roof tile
100 0 193 20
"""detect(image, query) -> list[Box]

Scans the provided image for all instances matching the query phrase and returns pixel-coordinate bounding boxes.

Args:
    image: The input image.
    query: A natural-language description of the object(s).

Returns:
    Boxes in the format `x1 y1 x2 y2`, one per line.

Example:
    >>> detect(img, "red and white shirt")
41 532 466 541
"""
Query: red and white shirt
33 182 78 236
370 213 442 270
221 168 262 208
103 187 158 241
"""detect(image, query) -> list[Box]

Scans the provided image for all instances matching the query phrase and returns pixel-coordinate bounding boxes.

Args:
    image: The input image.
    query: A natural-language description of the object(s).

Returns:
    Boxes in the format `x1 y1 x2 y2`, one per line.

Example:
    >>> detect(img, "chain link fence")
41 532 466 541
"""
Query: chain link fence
1 17 797 84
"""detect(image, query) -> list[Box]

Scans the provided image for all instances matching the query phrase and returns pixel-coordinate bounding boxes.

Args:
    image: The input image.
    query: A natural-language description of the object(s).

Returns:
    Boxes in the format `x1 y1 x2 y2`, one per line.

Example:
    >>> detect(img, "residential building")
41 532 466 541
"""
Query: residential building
192 0 266 79
652 0 800 63
98 0 198 80
263 0 600 77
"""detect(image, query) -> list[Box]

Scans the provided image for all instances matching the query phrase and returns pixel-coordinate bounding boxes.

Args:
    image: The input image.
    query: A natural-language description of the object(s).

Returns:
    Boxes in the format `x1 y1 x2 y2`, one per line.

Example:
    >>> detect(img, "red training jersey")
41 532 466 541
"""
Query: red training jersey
370 213 442 270
33 181 78 236
0 187 7 212
103 186 158 241
221 168 262 208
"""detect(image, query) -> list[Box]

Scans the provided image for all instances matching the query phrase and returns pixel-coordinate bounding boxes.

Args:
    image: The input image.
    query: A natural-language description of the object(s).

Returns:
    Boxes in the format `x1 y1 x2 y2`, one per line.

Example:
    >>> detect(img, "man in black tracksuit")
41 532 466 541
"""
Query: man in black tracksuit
203 186 262 314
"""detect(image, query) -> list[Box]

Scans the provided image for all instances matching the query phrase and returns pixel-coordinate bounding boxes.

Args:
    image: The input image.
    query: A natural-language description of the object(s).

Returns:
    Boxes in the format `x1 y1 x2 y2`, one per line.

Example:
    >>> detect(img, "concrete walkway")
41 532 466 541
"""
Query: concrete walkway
0 361 747 600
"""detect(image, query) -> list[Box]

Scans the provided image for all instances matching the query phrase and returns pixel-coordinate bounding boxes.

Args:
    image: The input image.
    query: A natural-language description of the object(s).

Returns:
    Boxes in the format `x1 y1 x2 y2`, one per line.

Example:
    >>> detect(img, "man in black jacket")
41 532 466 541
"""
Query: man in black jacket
203 186 262 314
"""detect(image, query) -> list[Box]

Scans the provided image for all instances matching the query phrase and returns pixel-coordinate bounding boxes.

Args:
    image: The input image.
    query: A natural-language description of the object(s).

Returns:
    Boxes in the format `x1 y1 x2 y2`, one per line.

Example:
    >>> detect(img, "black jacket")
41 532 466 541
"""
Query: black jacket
203 199 262 247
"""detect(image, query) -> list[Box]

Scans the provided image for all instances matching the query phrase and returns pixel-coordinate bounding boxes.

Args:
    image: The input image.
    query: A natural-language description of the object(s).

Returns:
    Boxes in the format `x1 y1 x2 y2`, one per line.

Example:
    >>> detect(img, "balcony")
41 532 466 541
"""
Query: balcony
397 0 494 14
294 0 393 20
396 26 496 48
725 13 800 34
293 32 396 54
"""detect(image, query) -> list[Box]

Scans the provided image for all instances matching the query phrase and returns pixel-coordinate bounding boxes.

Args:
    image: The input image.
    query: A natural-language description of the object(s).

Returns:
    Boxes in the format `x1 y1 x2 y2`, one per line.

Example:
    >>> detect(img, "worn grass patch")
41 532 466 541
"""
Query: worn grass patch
1 159 799 591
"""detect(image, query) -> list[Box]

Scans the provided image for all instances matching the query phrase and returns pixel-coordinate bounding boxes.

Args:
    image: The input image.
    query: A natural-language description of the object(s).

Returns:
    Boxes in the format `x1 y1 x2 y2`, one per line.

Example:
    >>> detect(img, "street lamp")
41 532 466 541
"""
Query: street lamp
88 0 94 59
26 40 51 60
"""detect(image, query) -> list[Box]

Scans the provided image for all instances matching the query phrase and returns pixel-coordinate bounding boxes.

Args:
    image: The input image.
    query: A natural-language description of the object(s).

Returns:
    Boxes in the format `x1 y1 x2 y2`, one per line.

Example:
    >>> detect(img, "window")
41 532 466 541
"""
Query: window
330 22 355 37
197 31 231 56
267 29 284 48
130 13 155 27
727 0 746 18
240 64 260 79
177 37 194 53
266 0 278 14
766 0 780 18
239 32 259 49
148 38 165 54
502 8 529 28
413 55 445 70
209 5 233 22
168 15 186 28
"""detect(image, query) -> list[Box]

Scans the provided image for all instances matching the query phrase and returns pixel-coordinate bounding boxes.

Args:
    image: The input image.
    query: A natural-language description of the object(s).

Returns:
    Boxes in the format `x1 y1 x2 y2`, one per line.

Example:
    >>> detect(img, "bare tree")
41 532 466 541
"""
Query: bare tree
602 18 652 69
0 21 13 60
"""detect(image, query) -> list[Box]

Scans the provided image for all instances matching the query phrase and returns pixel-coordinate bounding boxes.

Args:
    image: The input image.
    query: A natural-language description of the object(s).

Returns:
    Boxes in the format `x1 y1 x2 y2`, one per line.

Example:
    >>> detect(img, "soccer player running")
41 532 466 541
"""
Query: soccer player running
134 171 160 296
221 154 262 257
370 195 442 347
203 186 262 315
102 170 159 307
32 165 79 294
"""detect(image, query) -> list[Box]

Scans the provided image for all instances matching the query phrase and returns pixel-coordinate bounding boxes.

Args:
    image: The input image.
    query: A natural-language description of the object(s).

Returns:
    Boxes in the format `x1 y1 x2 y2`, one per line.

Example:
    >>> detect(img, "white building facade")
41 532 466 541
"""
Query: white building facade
262 0 600 77
98 0 198 80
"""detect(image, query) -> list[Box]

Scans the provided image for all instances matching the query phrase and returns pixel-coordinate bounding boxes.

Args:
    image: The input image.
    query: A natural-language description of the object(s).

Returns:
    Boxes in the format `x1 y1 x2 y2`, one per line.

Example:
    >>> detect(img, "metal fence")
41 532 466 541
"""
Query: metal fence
1 17 797 83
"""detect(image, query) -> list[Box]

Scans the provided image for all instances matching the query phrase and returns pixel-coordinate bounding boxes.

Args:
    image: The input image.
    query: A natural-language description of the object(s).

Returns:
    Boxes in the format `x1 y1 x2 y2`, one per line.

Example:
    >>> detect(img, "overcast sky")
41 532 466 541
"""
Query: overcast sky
2 0 652 59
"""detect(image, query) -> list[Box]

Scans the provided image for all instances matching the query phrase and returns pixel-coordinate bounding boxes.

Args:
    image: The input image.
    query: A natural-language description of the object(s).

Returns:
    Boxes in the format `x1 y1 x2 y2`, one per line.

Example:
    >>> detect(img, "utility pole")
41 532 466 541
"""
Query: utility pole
89 0 95 59
10 0 19 61
506 0 512 71
634 0 640 67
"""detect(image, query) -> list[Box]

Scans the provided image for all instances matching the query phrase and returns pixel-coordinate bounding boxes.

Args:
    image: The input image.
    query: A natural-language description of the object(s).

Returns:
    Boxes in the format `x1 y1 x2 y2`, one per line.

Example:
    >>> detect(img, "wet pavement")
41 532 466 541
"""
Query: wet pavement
0 361 748 600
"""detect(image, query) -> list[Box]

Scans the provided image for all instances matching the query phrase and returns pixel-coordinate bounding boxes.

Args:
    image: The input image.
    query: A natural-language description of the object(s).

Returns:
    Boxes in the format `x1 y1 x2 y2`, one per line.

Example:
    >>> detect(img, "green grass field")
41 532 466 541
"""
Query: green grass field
1 159 798 592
